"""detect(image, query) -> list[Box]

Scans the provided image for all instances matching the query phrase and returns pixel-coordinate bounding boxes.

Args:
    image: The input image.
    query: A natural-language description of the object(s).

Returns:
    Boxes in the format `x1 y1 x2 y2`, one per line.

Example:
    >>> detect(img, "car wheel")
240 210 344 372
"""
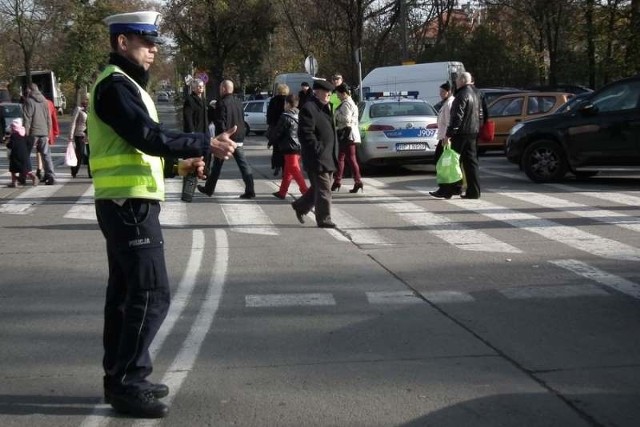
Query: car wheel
244 122 250 136
574 171 599 180
521 140 568 183
255 131 265 136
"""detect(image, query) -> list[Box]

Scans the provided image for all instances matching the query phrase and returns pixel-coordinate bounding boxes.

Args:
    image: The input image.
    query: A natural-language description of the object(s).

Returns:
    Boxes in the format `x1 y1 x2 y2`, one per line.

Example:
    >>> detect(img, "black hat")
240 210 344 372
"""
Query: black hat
313 79 334 91
301 81 309 87
440 81 451 91
335 83 350 94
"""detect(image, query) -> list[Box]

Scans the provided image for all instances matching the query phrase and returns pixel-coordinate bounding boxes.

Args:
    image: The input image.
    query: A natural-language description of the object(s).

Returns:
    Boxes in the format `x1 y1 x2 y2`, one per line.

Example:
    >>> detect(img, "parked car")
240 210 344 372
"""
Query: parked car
481 91 572 152
505 74 640 182
243 98 269 135
525 84 593 95
156 92 169 102
554 92 592 114
357 91 439 167
477 87 525 106
1 102 23 134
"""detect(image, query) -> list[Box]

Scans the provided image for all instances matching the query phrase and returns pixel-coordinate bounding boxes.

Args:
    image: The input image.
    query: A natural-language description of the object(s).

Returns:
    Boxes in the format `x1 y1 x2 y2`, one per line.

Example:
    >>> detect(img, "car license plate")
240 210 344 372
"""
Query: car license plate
396 143 427 151
385 128 436 138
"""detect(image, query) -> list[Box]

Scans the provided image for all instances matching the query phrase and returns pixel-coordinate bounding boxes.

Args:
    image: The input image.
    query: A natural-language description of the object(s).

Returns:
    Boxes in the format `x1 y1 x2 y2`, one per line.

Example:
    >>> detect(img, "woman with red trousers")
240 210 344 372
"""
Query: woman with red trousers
270 94 308 199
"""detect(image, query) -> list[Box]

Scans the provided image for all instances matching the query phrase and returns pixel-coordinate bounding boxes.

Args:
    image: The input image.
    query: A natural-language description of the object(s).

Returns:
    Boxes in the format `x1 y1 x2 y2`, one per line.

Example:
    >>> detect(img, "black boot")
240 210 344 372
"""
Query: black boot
108 389 169 418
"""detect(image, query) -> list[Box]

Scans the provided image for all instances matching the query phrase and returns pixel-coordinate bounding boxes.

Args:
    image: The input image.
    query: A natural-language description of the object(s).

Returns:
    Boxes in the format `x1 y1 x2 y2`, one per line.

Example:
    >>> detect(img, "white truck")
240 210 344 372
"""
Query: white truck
17 70 66 114
361 61 465 105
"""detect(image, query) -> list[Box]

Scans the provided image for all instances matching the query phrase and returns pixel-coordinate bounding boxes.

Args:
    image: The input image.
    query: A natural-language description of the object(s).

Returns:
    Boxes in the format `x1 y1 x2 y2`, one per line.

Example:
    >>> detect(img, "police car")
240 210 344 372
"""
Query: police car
357 91 439 168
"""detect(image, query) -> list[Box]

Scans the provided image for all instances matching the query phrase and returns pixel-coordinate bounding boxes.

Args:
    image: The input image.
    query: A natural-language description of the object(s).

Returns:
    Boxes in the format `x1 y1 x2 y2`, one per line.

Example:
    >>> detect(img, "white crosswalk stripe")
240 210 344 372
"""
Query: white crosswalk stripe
446 198 640 262
550 187 640 208
61 180 188 225
215 179 278 235
367 179 521 253
499 191 640 233
550 259 640 300
64 186 95 220
0 177 69 214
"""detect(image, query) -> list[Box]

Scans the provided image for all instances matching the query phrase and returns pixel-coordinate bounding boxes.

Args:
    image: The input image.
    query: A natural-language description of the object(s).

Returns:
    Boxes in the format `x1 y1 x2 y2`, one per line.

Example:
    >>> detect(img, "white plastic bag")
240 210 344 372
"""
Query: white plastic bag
65 141 78 167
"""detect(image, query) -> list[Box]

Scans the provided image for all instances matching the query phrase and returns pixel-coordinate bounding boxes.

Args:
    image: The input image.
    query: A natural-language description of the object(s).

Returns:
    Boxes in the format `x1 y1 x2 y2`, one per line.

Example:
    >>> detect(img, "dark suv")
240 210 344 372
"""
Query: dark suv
505 74 640 182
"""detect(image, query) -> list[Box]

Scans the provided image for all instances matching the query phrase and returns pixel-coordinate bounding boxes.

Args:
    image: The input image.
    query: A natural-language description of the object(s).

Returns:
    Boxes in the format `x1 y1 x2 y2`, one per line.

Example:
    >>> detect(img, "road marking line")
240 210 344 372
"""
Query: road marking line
64 186 95 220
134 229 229 427
0 177 69 215
245 293 336 307
160 180 189 226
550 259 640 300
330 207 392 246
447 198 640 262
500 284 609 299
366 291 423 304
149 230 205 357
419 290 476 303
61 180 188 225
365 179 521 253
216 179 278 235
549 187 640 207
500 191 640 233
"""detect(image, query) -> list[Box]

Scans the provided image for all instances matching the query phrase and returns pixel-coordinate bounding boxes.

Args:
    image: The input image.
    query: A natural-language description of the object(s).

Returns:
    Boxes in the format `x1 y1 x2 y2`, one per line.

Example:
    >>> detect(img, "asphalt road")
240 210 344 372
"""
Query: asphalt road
0 103 639 427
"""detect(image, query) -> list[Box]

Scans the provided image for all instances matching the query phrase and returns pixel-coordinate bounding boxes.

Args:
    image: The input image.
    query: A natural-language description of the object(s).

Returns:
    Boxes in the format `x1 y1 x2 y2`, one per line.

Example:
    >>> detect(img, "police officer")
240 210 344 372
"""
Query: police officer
89 11 236 418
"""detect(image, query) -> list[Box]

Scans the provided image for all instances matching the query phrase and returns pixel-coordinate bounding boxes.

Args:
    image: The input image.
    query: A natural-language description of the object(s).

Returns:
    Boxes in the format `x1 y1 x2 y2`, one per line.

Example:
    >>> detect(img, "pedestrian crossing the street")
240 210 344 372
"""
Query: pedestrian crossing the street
2 172 639 306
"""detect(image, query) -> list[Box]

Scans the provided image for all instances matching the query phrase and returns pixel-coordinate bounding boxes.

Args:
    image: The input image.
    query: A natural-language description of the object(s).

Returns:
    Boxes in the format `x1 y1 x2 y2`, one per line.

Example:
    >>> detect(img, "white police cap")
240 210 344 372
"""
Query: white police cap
103 11 163 44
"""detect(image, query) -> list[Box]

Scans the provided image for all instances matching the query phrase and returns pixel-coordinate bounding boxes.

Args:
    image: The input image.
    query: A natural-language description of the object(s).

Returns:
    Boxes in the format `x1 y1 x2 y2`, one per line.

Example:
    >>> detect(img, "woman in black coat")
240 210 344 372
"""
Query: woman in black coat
6 118 37 187
182 79 208 133
266 83 289 175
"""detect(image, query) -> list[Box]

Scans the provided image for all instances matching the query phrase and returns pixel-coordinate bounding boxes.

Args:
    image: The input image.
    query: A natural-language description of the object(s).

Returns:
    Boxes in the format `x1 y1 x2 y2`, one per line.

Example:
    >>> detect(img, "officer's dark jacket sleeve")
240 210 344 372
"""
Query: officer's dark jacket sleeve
94 74 210 163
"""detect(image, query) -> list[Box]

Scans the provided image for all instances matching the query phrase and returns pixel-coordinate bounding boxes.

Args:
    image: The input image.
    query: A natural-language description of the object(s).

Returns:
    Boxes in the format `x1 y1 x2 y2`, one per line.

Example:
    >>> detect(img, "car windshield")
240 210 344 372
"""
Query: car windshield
555 94 590 113
369 102 435 118
2 105 21 116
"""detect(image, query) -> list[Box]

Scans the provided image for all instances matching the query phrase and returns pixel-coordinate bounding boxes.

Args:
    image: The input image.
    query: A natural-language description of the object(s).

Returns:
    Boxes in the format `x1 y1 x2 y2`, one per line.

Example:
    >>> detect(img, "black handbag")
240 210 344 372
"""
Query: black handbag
337 126 352 146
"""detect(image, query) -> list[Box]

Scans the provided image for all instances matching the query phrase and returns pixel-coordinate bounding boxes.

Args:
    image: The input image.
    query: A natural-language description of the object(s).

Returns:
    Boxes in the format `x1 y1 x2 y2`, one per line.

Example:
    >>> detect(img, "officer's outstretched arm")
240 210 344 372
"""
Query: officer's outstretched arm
210 125 237 160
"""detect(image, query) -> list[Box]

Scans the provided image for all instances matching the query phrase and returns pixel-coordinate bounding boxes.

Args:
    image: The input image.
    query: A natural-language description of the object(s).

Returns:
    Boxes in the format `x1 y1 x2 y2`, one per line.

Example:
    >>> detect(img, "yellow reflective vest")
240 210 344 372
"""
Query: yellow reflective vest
88 65 165 201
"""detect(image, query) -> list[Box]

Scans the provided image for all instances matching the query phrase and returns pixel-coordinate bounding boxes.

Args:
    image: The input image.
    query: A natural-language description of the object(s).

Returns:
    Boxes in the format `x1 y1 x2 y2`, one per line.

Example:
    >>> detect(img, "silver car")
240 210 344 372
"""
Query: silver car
1 103 23 134
357 93 439 167
243 98 269 135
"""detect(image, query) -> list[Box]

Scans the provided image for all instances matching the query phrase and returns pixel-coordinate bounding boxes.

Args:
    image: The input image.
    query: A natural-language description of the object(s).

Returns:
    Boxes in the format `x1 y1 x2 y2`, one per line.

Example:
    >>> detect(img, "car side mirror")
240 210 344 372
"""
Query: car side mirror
580 103 598 115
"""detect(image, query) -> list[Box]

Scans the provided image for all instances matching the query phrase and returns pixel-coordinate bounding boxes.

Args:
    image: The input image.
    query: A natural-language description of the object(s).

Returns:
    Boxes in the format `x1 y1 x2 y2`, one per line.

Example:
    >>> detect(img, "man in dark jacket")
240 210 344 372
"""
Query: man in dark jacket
198 79 254 198
183 78 207 133
298 81 312 106
447 71 481 199
292 79 339 228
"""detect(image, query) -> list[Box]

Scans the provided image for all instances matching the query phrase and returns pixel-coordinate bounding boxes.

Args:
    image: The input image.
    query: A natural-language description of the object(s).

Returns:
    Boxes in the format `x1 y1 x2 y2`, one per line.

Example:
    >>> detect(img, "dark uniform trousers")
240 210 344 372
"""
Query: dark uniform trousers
291 170 332 223
451 133 481 198
95 198 170 393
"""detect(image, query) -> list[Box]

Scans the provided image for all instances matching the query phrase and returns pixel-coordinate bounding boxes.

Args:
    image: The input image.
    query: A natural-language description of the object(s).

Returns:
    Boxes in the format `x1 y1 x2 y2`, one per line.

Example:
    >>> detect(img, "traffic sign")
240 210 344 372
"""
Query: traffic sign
196 72 209 84
304 55 318 76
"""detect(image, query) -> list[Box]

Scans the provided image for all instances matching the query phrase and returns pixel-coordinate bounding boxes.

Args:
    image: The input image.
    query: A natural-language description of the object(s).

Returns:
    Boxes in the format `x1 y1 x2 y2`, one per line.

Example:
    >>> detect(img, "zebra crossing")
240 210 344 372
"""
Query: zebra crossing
2 171 639 307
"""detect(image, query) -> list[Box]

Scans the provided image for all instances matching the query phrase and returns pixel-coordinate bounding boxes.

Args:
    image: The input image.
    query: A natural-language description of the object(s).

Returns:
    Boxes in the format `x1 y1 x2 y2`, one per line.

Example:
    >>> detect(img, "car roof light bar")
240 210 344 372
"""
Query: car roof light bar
365 91 419 100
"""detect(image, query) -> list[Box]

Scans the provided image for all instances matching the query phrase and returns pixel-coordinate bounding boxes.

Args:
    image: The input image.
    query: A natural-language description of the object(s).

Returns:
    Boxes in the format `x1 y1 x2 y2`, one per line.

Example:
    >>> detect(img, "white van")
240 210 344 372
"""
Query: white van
17 70 65 113
361 61 465 105
272 72 315 95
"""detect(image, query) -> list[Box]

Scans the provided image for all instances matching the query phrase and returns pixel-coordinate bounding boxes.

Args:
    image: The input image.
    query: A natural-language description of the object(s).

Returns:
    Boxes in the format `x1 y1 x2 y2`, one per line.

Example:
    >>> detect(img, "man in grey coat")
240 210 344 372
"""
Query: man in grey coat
23 83 55 184
291 79 339 228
